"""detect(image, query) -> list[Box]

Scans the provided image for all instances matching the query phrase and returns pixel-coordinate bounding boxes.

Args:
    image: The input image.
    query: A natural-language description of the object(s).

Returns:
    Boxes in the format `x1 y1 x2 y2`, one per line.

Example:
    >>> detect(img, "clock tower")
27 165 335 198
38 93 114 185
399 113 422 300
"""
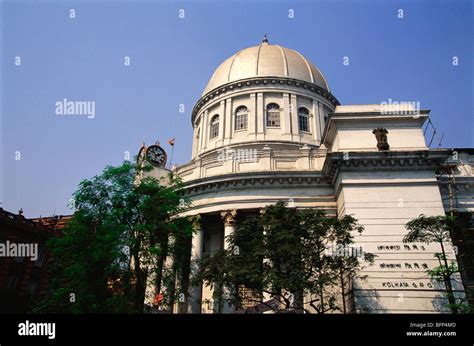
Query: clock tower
136 141 171 184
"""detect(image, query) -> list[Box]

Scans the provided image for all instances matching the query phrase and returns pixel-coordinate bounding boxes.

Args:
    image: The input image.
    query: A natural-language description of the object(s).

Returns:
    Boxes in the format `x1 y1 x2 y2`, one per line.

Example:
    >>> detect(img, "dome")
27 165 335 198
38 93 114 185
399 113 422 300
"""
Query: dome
202 36 330 96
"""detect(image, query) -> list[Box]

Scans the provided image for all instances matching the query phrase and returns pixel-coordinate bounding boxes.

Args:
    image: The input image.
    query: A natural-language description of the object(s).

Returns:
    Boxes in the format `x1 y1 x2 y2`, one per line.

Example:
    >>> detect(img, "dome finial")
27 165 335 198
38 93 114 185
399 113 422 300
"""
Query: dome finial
262 34 269 44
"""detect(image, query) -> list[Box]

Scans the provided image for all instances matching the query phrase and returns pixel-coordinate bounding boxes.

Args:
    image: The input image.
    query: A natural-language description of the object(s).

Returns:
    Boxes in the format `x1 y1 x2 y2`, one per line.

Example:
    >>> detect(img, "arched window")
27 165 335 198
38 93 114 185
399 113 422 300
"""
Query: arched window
209 115 219 139
266 103 280 128
298 107 310 132
235 106 248 131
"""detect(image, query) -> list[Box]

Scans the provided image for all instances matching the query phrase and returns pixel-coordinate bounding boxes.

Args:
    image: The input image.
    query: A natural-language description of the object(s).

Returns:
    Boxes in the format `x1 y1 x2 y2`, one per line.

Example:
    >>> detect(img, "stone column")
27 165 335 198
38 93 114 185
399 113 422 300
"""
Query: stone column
165 236 176 313
312 99 321 144
219 100 225 146
221 209 237 251
192 126 198 158
256 92 265 140
290 94 299 141
220 209 237 313
201 110 209 151
248 93 256 140
198 116 204 153
224 98 233 145
196 123 201 154
318 102 325 137
282 93 291 136
188 215 204 313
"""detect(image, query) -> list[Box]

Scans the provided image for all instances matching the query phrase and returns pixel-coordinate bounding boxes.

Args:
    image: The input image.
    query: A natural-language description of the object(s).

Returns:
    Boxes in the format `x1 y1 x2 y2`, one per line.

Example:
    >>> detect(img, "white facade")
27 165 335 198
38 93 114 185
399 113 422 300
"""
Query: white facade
161 38 473 313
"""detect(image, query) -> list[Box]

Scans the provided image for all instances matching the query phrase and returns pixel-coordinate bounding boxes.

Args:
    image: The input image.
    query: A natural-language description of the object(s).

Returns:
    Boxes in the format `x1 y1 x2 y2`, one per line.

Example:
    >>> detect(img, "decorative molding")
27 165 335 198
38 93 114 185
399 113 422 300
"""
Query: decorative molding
183 171 330 197
221 209 237 226
323 150 452 184
191 140 324 162
192 76 340 125
183 197 337 215
191 214 202 230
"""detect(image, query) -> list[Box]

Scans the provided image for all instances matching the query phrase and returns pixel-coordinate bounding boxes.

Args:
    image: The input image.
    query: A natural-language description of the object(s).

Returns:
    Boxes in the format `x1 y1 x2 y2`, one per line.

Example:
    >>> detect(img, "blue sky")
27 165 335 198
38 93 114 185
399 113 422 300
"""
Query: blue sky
1 0 472 217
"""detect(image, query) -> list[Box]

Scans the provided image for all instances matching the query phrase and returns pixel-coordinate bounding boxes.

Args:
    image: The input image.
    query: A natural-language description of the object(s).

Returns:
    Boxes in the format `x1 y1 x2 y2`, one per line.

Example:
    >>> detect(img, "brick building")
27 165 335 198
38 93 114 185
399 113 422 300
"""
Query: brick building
0 208 71 312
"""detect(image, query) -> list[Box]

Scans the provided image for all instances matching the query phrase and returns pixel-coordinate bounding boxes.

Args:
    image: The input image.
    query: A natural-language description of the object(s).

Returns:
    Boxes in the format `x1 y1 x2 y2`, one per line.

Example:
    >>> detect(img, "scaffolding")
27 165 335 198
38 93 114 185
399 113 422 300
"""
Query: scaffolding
439 163 459 216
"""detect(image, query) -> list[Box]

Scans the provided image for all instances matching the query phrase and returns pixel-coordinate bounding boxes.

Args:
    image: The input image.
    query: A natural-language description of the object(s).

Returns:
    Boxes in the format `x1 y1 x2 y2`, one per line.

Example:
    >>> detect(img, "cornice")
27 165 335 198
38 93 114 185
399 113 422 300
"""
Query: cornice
191 76 340 124
182 171 331 197
438 175 474 192
323 150 452 184
180 149 461 198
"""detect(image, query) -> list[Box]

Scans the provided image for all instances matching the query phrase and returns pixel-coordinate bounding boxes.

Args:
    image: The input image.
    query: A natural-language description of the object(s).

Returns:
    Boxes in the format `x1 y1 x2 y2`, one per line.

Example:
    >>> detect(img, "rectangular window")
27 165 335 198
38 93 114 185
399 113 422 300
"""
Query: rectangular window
299 115 310 132
210 123 219 139
266 111 280 127
235 114 247 131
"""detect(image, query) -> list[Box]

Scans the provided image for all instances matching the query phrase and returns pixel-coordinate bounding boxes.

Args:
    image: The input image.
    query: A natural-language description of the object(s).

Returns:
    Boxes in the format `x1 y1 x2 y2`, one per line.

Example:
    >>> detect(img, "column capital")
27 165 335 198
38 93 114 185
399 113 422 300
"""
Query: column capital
220 209 237 226
191 214 202 230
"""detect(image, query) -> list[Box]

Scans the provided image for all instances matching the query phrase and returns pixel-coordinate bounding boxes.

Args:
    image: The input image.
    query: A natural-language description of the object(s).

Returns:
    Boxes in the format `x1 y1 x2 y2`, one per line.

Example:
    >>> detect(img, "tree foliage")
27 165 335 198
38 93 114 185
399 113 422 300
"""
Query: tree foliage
33 162 192 313
194 201 373 314
404 214 472 314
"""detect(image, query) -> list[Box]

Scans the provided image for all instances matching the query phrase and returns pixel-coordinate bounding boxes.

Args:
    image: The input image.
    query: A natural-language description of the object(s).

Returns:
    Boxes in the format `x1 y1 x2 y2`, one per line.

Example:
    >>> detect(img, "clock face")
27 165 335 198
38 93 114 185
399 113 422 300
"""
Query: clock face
146 145 167 167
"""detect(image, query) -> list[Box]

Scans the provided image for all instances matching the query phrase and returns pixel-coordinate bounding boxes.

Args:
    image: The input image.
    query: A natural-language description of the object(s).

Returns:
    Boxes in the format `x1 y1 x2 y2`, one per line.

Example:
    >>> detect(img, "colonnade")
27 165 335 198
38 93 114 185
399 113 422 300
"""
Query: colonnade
188 209 238 313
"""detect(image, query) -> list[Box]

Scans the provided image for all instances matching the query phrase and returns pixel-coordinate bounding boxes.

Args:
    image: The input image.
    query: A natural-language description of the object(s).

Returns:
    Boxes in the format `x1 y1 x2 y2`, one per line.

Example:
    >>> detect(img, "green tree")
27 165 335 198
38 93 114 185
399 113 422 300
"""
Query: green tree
404 214 463 313
33 209 128 313
34 162 192 313
194 201 373 314
297 209 374 313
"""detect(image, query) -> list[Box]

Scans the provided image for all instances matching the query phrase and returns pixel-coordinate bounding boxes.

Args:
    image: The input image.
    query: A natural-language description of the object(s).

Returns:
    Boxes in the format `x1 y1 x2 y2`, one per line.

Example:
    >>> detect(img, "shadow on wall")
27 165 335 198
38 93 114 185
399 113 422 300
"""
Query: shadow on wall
353 278 464 313
352 284 386 314
431 292 456 313
430 277 467 313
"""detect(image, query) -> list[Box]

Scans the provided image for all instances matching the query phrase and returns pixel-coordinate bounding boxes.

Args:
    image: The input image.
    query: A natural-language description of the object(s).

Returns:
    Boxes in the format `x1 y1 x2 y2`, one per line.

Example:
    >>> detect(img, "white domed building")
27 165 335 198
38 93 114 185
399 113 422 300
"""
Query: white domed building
146 37 473 313
181 38 339 216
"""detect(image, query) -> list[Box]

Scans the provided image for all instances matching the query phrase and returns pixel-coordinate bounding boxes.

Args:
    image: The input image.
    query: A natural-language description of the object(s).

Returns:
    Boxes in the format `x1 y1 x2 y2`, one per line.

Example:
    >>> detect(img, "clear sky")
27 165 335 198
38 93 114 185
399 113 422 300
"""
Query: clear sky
1 0 472 218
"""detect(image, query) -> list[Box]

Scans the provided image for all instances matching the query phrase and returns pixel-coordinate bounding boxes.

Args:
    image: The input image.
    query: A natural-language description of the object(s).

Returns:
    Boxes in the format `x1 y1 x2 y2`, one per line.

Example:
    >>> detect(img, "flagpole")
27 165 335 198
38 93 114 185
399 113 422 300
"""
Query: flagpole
168 143 175 170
